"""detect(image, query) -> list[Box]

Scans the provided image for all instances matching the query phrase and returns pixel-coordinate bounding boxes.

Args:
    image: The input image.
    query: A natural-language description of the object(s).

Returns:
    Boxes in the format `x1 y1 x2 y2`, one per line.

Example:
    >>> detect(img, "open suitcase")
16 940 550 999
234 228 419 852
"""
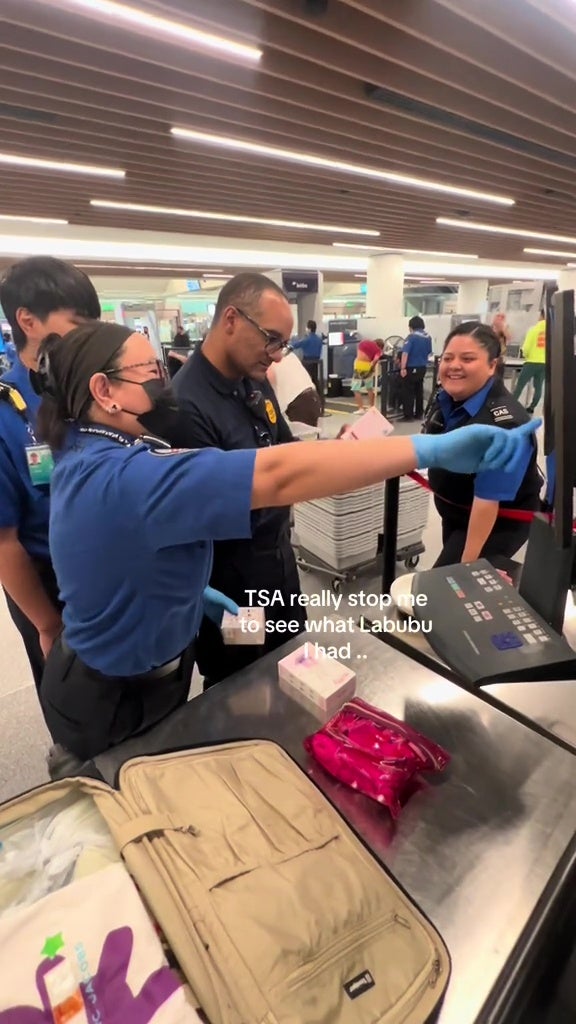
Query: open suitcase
0 740 450 1023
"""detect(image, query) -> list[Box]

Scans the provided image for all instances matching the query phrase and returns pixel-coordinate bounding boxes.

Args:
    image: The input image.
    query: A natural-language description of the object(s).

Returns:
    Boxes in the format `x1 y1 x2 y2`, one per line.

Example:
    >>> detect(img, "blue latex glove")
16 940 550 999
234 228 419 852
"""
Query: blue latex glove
203 586 239 626
412 419 540 474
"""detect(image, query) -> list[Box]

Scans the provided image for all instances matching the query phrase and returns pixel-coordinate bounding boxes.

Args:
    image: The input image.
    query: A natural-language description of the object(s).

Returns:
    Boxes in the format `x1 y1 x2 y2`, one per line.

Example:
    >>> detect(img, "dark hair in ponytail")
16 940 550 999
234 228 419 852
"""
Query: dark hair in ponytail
35 326 126 450
36 334 71 451
443 321 501 362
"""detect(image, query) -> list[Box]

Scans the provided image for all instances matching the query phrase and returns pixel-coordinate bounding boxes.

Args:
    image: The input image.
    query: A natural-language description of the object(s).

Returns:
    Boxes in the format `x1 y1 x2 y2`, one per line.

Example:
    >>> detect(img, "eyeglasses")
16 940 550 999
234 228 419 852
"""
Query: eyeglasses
104 358 167 382
233 306 288 354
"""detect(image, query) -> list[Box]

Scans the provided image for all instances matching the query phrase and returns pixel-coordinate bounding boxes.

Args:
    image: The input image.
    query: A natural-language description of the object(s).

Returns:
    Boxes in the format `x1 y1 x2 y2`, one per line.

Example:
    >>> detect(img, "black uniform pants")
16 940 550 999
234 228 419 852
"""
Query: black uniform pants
433 509 532 569
3 558 62 692
197 528 306 687
303 359 324 415
40 637 195 761
402 367 426 420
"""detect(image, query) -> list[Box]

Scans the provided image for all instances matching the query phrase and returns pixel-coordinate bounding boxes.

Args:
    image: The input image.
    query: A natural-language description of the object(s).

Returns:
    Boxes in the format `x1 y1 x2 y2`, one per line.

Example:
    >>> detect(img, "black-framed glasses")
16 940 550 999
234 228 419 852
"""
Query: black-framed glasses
104 358 167 383
233 306 288 354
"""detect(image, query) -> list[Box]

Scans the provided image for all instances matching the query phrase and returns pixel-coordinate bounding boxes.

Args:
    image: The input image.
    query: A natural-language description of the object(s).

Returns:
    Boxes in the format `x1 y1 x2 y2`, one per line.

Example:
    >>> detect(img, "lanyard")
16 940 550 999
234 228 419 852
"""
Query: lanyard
77 425 137 447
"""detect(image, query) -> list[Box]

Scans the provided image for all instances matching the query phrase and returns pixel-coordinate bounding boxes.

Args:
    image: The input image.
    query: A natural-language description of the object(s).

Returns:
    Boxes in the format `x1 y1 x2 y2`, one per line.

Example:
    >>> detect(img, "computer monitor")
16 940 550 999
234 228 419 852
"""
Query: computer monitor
544 288 576 549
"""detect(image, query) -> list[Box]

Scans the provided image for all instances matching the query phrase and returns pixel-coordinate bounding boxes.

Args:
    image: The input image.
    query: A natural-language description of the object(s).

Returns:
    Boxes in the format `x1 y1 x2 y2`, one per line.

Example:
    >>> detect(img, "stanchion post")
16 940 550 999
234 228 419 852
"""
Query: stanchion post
382 476 400 594
380 356 390 415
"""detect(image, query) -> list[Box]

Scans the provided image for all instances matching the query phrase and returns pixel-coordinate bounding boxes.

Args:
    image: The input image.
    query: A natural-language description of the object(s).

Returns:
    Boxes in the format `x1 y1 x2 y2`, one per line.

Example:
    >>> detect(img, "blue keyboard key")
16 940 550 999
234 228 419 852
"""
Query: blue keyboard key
491 632 523 651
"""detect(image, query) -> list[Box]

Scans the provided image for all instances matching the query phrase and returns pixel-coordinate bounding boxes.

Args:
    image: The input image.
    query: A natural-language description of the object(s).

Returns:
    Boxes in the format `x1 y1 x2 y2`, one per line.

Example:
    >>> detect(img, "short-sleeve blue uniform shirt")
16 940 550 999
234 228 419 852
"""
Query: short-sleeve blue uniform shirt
438 380 533 501
0 357 50 559
50 428 256 676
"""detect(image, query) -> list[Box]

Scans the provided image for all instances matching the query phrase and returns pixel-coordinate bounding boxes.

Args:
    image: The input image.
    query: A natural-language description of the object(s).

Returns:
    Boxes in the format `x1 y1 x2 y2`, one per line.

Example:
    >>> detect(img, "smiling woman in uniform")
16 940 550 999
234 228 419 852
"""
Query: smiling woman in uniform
422 322 542 568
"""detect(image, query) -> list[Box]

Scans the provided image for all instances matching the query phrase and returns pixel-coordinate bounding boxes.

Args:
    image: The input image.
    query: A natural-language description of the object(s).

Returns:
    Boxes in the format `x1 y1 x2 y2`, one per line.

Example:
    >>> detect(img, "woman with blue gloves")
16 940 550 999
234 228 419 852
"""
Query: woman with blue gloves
35 322 538 762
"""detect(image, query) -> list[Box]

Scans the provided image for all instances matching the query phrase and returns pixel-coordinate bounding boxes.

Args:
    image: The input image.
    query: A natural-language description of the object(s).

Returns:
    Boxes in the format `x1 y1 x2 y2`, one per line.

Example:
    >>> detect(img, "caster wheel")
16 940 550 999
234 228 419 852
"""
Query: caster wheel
405 556 420 570
331 578 342 594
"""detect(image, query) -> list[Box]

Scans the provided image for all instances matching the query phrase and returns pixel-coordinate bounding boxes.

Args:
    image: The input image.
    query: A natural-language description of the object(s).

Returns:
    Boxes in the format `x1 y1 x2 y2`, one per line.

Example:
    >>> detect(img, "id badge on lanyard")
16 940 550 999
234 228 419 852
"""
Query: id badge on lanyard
25 421 54 486
26 444 54 486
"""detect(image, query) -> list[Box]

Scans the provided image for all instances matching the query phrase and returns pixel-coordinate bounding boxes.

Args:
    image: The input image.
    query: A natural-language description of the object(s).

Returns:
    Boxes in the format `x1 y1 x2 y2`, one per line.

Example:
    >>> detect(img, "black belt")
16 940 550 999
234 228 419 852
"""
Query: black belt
60 637 182 681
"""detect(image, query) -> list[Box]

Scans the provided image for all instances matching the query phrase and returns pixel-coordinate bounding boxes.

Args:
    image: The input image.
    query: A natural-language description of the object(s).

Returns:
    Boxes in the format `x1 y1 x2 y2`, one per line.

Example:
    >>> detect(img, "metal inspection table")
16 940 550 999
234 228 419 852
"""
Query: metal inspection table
90 631 576 1024
382 596 576 754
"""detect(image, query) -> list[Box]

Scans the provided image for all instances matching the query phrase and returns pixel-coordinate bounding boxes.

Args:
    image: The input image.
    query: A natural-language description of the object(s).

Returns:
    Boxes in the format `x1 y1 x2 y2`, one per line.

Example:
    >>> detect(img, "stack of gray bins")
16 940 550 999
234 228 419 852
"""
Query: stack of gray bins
294 476 430 570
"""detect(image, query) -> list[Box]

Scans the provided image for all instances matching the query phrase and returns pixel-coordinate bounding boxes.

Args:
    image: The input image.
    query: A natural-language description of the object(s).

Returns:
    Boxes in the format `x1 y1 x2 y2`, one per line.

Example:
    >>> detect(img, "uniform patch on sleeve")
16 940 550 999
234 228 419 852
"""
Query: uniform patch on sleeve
490 405 514 422
147 447 196 456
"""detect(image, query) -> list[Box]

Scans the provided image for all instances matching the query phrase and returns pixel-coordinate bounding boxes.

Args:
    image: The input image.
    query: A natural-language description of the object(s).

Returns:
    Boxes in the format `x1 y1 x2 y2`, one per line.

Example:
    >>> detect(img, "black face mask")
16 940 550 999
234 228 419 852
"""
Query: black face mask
134 380 189 445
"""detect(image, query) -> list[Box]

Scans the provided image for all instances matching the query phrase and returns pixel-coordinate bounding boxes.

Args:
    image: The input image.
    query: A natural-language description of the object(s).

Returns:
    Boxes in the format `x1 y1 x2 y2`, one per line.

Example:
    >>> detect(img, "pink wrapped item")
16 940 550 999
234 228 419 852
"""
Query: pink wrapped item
304 697 450 818
339 406 394 440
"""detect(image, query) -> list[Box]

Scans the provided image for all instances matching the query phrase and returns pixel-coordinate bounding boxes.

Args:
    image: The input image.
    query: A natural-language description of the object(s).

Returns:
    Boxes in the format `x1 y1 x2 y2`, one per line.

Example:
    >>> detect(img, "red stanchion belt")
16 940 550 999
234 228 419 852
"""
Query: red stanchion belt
407 470 554 525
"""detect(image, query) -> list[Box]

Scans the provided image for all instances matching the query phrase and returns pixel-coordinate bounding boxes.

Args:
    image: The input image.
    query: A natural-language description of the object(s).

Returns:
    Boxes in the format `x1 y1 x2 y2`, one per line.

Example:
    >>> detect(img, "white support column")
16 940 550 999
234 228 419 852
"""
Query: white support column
366 254 405 336
456 278 489 317
558 270 576 294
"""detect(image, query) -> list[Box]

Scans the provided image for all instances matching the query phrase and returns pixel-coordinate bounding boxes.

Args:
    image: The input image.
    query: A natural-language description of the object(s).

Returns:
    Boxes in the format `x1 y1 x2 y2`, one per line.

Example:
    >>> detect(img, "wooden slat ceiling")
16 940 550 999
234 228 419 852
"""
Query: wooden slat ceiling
1 0 576 275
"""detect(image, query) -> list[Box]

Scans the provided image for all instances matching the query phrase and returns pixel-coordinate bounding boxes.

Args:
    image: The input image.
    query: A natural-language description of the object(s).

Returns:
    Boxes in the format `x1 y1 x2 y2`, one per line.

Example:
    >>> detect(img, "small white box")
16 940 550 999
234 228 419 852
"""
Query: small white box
221 607 266 645
278 643 356 716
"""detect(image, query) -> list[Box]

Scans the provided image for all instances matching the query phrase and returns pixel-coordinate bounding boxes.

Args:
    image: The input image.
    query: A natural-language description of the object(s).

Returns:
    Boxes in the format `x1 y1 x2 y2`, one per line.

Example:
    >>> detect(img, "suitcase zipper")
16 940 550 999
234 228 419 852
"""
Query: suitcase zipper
282 911 405 991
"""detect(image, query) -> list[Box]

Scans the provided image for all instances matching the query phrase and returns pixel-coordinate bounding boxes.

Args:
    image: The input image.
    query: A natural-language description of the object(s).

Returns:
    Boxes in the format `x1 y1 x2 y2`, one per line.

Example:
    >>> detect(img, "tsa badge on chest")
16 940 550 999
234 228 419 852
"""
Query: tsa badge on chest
265 399 277 424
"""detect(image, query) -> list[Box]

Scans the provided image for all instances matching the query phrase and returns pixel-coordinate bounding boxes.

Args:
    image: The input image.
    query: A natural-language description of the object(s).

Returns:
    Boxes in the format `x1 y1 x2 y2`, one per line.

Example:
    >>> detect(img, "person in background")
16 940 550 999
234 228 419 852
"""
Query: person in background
0 256 100 692
350 337 385 413
35 321 537 761
400 316 432 421
171 273 305 686
422 322 541 567
513 309 546 414
290 319 324 412
267 349 321 428
491 311 511 378
172 325 189 346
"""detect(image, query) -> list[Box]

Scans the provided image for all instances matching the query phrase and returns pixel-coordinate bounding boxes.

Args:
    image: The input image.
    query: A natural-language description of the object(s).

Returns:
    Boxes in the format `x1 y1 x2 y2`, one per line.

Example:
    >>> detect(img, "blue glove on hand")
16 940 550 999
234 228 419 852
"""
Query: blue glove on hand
412 419 540 474
203 586 239 626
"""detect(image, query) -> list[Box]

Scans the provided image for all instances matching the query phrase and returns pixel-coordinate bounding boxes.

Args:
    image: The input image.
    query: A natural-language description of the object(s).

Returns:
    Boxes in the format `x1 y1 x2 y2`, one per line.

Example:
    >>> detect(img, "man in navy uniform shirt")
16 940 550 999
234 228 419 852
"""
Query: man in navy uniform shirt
0 256 100 689
172 273 306 685
400 315 432 421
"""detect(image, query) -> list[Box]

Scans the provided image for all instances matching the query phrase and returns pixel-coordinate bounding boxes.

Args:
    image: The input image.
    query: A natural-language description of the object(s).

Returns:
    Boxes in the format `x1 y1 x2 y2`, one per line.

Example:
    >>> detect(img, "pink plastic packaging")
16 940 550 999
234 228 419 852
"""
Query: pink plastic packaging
304 697 450 818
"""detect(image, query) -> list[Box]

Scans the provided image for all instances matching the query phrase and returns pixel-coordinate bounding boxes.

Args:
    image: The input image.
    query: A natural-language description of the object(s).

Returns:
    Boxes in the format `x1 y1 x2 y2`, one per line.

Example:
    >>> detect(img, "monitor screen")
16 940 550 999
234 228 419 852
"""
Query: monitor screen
328 331 344 347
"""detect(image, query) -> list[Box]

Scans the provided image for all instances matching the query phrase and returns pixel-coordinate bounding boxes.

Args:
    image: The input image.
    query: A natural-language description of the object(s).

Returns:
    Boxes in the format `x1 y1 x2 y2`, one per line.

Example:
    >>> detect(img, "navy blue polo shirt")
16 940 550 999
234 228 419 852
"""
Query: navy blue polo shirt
292 332 323 360
0 357 50 559
173 346 294 539
49 427 256 676
402 331 432 368
438 381 533 501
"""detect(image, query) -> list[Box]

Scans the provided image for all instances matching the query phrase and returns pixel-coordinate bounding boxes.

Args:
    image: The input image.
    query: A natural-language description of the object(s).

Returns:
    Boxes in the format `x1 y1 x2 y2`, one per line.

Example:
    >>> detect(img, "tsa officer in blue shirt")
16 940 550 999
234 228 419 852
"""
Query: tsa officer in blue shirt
400 316 432 421
290 318 324 409
0 256 100 689
422 322 541 568
33 321 536 761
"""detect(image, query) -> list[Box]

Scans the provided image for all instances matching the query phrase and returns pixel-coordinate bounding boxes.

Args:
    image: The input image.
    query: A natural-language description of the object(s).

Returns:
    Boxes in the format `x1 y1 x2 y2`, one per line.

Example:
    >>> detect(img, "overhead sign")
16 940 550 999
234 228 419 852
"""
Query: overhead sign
282 271 318 294
186 279 201 292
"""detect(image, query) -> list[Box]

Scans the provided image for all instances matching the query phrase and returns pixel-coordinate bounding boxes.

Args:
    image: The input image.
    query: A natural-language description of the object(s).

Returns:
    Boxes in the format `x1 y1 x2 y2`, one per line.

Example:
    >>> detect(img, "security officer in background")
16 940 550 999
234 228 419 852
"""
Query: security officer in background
400 316 432 421
422 321 541 567
290 318 324 413
171 273 305 685
0 256 100 689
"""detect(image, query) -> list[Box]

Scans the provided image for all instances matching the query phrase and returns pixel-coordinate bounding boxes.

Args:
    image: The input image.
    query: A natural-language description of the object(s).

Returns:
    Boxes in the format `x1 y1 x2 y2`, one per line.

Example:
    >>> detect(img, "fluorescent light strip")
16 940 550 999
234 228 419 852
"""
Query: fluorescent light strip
76 264 225 273
57 0 261 61
524 248 576 259
171 128 514 206
0 213 68 225
438 217 576 246
0 153 124 179
90 200 379 237
333 243 478 258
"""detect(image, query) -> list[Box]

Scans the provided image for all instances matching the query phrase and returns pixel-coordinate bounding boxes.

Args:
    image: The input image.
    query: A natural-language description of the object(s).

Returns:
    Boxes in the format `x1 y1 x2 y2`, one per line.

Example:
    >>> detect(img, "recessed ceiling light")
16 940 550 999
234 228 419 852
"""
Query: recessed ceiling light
0 213 68 225
171 128 515 206
0 153 124 179
90 199 380 237
203 274 234 280
334 243 478 257
524 247 576 259
437 217 576 246
53 0 261 61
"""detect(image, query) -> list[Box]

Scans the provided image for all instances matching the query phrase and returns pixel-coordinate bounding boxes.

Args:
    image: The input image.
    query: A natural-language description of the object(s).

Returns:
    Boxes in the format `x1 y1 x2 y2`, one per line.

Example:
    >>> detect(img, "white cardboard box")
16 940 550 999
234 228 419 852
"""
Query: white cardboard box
278 643 356 716
221 607 266 645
